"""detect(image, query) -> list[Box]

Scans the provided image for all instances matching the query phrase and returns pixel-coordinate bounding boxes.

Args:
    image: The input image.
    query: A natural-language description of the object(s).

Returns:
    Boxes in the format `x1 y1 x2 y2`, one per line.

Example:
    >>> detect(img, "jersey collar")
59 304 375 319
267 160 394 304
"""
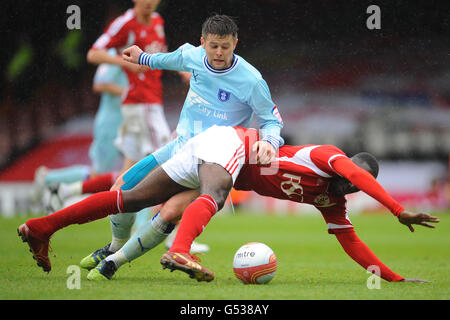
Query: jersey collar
203 54 239 75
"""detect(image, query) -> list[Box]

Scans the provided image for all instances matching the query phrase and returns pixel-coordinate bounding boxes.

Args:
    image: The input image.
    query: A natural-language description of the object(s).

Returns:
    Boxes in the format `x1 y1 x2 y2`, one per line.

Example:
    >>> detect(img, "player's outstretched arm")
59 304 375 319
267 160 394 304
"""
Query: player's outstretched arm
397 211 440 232
88 47 147 73
334 229 404 282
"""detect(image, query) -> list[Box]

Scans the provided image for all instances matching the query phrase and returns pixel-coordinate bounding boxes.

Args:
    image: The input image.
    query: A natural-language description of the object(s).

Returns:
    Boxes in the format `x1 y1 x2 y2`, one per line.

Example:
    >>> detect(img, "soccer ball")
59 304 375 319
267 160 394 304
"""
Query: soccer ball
232 242 277 284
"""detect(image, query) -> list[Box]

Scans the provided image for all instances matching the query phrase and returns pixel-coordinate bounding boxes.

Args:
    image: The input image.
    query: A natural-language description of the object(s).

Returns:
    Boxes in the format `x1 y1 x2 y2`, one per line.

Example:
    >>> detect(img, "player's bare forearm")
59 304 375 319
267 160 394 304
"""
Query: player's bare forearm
87 48 123 66
88 48 148 73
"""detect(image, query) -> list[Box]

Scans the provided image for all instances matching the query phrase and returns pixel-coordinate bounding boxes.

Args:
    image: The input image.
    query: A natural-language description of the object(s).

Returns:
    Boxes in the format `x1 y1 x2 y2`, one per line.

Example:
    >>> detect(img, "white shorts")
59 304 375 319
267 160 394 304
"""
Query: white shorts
162 126 245 189
114 103 171 162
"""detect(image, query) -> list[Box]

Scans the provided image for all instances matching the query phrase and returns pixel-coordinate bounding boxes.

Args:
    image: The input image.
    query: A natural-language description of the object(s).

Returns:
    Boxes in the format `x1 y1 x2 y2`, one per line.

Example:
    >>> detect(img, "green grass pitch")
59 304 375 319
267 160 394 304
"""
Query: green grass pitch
0 210 449 300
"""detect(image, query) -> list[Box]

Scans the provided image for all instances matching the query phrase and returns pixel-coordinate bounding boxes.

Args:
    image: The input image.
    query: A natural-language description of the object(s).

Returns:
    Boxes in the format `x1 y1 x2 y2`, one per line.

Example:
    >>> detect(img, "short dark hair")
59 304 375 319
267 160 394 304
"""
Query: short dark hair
201 14 238 38
351 152 379 178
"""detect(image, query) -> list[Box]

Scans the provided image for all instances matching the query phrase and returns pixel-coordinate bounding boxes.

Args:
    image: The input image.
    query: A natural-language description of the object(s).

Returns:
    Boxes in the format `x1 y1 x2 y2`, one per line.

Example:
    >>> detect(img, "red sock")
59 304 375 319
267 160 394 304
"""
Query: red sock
26 190 124 239
170 195 218 254
335 230 404 282
82 172 116 194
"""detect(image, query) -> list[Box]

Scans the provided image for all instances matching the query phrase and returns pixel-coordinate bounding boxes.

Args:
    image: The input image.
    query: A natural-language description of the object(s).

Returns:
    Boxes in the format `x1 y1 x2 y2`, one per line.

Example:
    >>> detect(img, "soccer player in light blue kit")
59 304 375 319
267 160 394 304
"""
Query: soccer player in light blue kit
84 15 285 280
89 51 128 175
30 49 127 211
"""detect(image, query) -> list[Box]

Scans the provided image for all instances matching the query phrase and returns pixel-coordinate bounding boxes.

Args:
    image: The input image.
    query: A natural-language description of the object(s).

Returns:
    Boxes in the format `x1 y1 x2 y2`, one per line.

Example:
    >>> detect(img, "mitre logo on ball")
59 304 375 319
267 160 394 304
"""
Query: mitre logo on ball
232 242 277 284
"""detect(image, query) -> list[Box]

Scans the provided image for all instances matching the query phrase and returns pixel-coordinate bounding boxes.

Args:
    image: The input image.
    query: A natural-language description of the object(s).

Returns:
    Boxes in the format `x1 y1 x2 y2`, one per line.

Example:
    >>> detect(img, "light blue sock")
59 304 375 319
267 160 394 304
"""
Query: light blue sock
120 212 176 264
44 165 90 184
110 212 136 242
134 207 150 229
111 154 159 253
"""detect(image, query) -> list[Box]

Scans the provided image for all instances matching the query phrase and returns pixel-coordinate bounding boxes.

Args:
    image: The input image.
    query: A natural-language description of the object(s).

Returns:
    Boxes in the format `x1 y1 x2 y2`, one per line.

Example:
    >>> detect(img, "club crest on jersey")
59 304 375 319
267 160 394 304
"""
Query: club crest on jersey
314 194 330 206
218 89 231 102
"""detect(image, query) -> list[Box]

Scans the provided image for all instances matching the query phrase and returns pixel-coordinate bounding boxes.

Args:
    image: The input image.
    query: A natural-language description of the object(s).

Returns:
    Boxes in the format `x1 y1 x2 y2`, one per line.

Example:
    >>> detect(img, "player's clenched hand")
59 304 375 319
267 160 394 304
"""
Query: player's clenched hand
122 45 143 64
252 141 276 165
398 211 440 232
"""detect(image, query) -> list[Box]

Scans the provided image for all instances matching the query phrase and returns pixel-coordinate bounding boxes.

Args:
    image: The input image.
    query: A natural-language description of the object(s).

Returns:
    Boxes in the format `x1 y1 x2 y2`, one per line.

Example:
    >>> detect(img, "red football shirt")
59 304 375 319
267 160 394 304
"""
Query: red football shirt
235 143 354 233
92 9 167 105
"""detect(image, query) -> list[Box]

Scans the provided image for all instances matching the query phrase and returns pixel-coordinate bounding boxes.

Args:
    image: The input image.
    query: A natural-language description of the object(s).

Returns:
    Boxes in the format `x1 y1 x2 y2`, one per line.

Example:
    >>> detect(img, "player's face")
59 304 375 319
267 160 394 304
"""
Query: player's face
133 0 160 15
201 34 238 70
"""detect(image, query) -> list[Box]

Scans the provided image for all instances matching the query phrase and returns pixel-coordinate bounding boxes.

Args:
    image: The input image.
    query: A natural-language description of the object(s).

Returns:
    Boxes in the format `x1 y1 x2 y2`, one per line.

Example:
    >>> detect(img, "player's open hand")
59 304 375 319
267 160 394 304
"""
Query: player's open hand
252 141 276 165
398 211 440 232
122 45 143 64
399 278 430 283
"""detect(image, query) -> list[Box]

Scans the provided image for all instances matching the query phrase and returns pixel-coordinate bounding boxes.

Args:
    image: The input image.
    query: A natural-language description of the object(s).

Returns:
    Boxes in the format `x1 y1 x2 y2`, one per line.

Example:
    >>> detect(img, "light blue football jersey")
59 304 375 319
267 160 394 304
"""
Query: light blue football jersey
93 49 128 111
89 49 128 173
139 44 284 149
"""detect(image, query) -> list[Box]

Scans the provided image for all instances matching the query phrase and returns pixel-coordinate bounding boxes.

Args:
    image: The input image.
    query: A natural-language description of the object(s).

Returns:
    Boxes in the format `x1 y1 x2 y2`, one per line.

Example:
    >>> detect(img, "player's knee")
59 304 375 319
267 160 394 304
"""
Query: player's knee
206 179 232 211
160 203 183 224
121 189 150 213
160 190 200 223
111 175 125 191
203 185 231 211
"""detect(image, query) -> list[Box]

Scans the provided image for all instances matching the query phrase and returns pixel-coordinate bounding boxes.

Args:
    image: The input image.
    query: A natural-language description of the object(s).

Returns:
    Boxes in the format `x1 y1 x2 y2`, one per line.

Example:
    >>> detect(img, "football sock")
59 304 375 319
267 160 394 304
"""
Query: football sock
26 190 124 239
44 165 90 184
170 195 218 254
110 211 136 241
335 230 404 282
109 237 129 253
107 154 160 251
82 172 116 194
114 212 176 267
58 182 82 201
134 207 151 228
105 250 127 269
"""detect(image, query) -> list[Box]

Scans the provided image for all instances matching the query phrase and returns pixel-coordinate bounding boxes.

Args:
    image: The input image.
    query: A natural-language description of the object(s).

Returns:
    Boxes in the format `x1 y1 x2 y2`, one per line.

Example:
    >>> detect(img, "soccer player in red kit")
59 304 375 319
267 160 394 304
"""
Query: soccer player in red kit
87 0 171 173
17 126 439 283
160 127 439 282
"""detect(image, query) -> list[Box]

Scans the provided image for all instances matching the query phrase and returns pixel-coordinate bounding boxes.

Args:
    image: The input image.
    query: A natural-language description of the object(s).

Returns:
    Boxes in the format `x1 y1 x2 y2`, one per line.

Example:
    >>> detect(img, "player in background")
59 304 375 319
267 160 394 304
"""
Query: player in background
18 125 439 283
30 48 128 213
23 14 285 279
85 0 193 254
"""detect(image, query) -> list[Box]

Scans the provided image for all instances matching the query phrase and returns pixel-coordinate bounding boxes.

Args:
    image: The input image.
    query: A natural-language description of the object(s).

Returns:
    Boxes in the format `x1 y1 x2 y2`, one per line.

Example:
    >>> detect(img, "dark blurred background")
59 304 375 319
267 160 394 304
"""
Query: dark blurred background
0 0 449 170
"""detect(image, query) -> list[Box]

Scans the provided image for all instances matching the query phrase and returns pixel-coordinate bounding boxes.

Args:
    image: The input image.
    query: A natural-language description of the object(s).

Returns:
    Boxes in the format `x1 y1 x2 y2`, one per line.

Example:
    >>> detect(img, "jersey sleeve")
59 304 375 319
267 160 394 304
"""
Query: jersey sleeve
309 145 348 176
318 205 354 234
139 43 194 72
331 157 404 216
247 79 284 150
92 16 130 50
